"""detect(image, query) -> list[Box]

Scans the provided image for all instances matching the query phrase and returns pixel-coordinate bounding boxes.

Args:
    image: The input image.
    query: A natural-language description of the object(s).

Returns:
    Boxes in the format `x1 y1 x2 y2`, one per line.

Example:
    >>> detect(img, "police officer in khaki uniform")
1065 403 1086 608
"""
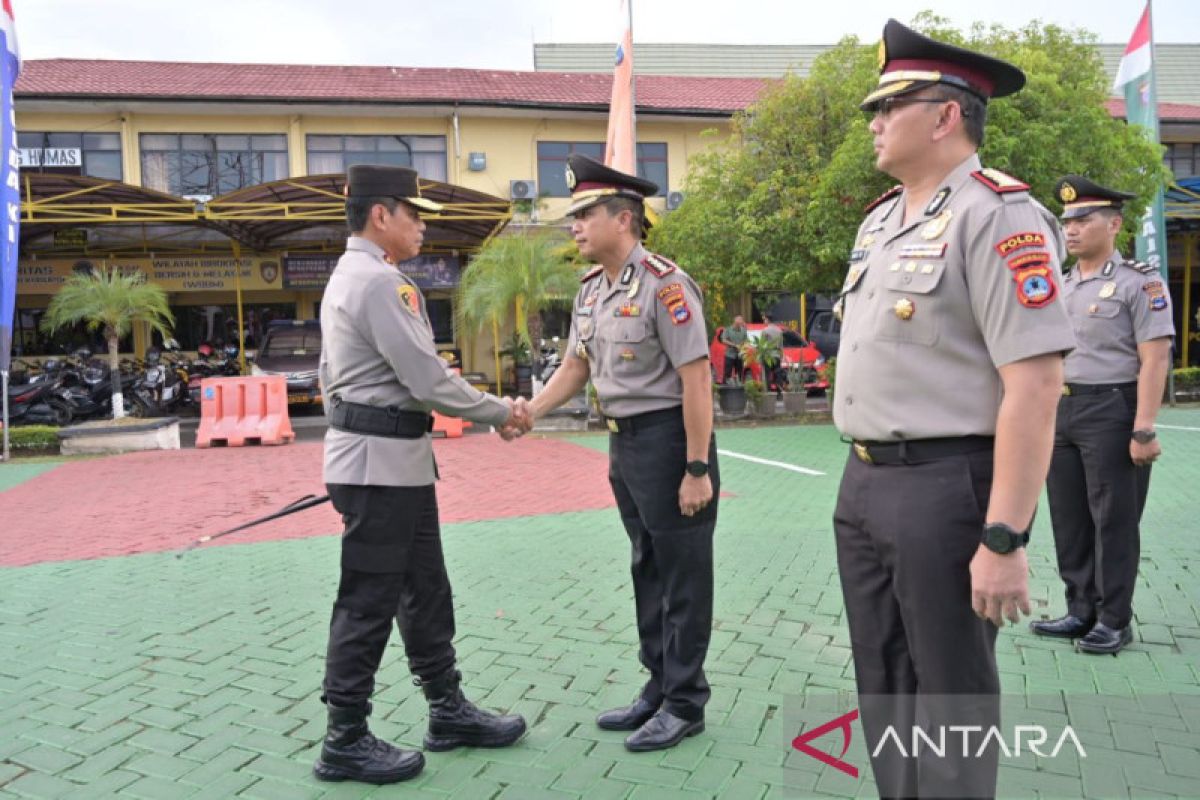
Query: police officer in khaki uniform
314 165 527 785
527 154 719 752
1031 176 1174 655
833 20 1076 797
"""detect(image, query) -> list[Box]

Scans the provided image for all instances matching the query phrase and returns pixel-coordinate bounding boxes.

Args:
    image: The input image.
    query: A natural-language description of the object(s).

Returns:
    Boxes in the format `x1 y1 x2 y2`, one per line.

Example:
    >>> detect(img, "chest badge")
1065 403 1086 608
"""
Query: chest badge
615 304 641 317
1098 282 1116 299
921 209 953 240
859 233 876 248
1088 303 1099 314
575 340 589 360
626 276 640 298
619 348 636 362
578 318 593 338
893 298 915 320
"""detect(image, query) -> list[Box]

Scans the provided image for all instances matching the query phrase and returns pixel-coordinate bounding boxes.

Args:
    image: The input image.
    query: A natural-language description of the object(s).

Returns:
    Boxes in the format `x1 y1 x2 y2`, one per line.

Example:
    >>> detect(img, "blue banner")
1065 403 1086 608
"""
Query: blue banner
0 6 19 372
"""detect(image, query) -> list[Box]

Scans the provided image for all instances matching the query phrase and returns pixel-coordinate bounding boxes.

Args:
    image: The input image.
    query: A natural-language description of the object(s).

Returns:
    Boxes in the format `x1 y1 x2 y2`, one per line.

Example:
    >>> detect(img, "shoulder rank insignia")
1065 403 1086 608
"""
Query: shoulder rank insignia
865 184 903 213
580 265 603 283
1123 259 1157 275
971 168 1030 194
642 253 677 278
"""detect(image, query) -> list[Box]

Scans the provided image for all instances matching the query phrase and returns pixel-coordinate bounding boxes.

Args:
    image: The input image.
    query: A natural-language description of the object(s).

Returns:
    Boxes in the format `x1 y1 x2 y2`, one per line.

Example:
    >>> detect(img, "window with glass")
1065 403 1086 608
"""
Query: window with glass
1165 142 1199 180
139 134 289 196
17 132 123 180
165 303 297 351
306 135 448 181
536 141 668 197
11 307 133 357
425 298 455 344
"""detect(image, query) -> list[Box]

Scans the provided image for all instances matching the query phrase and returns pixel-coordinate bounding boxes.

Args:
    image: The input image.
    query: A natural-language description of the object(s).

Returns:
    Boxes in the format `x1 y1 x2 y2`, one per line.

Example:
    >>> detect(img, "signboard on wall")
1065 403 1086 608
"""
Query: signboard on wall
17 256 284 293
282 254 461 290
18 147 82 168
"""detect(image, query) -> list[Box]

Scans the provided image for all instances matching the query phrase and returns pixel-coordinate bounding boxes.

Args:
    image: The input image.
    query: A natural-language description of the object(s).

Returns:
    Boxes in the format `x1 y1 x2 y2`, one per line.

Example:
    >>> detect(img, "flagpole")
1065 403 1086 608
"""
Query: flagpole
629 0 637 155
1145 0 1177 402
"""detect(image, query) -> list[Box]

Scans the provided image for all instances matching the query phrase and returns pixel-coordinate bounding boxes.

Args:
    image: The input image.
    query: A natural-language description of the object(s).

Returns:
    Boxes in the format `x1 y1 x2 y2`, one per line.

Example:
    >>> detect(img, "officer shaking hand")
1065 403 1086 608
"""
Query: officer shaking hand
313 165 528 786
525 154 719 753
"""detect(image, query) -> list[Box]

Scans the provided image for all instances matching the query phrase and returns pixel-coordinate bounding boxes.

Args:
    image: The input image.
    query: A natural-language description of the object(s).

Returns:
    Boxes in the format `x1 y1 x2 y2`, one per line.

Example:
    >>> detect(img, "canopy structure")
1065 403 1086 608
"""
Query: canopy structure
1166 178 1200 228
19 173 511 257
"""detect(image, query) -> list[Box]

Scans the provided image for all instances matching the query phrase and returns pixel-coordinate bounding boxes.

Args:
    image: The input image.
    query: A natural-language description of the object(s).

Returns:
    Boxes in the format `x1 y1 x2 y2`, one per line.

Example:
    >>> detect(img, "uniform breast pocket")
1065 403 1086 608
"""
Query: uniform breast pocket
1079 299 1124 345
875 262 947 346
612 320 651 373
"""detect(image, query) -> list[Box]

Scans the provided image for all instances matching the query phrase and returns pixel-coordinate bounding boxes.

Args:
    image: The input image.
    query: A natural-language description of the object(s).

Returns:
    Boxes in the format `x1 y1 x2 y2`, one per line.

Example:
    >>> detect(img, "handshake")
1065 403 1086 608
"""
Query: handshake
498 396 535 441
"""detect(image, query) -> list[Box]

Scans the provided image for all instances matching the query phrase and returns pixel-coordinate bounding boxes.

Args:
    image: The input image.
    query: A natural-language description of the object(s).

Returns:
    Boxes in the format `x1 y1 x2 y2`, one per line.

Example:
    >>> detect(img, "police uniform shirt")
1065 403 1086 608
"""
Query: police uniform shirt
1061 251 1175 384
321 237 511 486
833 154 1077 442
566 242 709 419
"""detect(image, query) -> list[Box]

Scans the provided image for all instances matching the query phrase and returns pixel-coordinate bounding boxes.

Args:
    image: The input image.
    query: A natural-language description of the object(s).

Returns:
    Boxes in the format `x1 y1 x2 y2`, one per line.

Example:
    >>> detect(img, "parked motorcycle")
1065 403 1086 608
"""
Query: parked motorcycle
4 371 73 426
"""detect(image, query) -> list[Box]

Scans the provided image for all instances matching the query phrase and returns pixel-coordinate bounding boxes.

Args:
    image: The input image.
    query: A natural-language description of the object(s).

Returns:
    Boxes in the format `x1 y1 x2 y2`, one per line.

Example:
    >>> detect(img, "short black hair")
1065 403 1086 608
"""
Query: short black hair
602 196 646 239
346 195 401 233
933 85 988 147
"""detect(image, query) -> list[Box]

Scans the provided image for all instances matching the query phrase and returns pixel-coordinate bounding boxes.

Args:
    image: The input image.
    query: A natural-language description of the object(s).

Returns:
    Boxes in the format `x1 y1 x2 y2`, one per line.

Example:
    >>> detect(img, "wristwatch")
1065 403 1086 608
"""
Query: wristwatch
1131 429 1157 444
685 460 710 478
981 522 1029 555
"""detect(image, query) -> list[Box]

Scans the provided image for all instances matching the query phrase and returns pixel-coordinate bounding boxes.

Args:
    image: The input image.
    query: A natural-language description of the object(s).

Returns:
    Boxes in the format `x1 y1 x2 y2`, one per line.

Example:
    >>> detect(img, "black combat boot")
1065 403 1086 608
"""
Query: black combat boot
312 702 424 784
418 669 527 751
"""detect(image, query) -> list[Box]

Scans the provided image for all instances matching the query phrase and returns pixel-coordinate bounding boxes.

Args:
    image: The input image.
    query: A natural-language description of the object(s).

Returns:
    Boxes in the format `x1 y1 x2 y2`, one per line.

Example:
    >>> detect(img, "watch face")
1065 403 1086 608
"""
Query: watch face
985 527 1013 554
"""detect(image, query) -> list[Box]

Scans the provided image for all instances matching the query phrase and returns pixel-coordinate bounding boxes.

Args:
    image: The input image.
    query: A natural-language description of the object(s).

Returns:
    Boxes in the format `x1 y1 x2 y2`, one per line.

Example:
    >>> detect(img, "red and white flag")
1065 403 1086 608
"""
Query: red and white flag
1113 3 1151 91
604 0 636 174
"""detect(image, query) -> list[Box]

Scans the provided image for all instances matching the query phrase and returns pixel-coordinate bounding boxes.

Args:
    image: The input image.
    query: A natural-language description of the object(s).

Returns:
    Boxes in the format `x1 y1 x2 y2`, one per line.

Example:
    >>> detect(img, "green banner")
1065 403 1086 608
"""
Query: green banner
1122 69 1169 280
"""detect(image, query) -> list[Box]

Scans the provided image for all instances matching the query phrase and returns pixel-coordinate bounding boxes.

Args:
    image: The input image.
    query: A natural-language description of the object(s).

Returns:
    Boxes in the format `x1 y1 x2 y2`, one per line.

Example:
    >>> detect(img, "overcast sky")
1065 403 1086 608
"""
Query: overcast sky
13 0 1200 69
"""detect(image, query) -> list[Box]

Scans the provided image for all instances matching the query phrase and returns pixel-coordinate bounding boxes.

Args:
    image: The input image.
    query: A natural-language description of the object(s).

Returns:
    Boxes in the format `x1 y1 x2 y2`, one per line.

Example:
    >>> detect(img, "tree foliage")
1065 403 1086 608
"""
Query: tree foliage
651 13 1169 320
456 228 582 352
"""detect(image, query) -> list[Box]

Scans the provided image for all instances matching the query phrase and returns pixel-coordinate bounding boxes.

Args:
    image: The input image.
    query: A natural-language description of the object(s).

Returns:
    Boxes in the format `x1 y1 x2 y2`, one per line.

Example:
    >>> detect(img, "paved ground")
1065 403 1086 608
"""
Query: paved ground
1 409 1198 798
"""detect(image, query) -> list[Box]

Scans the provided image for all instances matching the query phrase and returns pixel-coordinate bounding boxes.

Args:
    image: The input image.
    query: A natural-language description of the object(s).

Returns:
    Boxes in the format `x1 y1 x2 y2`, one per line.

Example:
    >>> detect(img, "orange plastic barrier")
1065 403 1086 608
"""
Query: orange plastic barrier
195 375 295 447
431 367 473 438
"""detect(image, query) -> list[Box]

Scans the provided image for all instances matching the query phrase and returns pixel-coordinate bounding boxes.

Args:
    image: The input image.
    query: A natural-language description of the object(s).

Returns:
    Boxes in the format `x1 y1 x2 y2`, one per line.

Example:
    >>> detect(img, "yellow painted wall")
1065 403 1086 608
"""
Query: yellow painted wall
15 104 729 377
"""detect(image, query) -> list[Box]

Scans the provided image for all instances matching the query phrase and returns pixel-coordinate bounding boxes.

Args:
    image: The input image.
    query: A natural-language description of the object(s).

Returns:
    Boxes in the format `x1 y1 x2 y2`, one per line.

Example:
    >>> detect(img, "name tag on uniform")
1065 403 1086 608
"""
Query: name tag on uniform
849 249 868 263
576 304 593 316
899 243 948 259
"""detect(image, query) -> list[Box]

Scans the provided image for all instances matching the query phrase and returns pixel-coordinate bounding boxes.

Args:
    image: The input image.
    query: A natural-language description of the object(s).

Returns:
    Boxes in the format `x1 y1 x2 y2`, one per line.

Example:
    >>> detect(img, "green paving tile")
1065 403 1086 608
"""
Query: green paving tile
0 418 1198 798
0 461 63 492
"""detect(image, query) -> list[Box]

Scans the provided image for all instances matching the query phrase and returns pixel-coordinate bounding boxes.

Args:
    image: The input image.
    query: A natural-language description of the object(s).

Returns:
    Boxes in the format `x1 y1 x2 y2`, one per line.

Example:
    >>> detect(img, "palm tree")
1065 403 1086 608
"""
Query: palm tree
41 266 174 419
456 228 582 378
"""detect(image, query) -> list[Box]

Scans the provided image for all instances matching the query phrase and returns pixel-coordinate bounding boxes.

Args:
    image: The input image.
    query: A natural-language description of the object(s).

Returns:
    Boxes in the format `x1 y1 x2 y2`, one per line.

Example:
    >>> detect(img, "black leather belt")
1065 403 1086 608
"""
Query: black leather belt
328 395 433 439
850 435 994 466
605 406 682 435
1062 381 1137 397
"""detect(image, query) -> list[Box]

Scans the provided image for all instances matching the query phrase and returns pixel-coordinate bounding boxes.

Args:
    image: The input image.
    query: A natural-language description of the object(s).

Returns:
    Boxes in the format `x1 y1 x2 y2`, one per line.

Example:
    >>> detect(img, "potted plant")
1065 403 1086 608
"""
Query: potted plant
498 331 533 396
744 378 775 418
717 373 747 416
741 334 783 395
781 363 807 415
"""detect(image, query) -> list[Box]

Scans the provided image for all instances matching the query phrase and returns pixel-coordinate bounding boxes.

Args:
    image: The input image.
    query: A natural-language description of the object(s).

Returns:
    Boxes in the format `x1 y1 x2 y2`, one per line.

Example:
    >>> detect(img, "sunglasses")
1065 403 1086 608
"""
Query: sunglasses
865 96 953 119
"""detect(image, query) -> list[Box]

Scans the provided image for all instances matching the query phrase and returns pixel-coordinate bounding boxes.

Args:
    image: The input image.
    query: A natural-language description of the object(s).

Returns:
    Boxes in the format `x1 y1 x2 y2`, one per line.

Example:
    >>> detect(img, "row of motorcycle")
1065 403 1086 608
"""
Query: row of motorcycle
4 341 242 426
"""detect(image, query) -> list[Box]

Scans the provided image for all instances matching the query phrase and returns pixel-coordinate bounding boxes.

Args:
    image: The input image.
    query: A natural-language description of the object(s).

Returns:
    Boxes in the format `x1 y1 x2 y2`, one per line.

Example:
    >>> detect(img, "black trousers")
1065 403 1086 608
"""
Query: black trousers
608 410 719 723
834 448 1000 799
1046 388 1150 629
321 483 457 708
723 355 744 383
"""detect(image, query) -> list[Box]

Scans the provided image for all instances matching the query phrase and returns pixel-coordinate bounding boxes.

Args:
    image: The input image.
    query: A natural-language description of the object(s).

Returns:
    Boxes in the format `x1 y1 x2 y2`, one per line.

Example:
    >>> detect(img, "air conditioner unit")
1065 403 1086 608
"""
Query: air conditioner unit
509 180 537 201
666 190 685 211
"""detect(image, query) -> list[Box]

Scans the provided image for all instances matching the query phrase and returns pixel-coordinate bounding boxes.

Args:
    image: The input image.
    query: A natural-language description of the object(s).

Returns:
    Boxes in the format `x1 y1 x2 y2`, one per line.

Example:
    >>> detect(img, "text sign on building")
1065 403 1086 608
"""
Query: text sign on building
18 147 82 168
283 254 461 290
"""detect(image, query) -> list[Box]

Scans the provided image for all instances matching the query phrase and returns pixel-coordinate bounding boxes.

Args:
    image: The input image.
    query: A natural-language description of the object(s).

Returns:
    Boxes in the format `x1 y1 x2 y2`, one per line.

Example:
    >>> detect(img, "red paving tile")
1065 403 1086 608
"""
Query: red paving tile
0 436 613 567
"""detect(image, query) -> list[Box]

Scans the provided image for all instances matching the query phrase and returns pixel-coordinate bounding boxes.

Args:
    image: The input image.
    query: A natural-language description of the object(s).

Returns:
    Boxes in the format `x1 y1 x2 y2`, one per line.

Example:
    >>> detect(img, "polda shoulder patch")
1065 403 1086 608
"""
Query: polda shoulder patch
865 184 903 213
971 168 1030 194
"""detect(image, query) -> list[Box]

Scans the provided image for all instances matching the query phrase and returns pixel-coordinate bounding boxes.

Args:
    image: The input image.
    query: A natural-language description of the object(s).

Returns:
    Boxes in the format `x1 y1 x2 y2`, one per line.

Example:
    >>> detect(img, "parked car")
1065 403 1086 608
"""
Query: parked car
710 323 828 393
251 320 322 405
807 310 841 360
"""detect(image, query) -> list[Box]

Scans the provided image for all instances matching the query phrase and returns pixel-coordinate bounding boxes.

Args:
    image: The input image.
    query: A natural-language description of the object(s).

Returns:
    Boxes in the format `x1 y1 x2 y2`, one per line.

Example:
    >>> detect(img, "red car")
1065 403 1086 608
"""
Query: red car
710 323 829 393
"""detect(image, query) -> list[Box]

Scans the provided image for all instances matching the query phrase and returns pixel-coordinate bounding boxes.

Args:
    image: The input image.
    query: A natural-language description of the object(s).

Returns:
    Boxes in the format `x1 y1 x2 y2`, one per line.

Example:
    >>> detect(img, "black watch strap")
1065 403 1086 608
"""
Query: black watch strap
981 522 1029 555
1131 429 1157 444
685 460 709 477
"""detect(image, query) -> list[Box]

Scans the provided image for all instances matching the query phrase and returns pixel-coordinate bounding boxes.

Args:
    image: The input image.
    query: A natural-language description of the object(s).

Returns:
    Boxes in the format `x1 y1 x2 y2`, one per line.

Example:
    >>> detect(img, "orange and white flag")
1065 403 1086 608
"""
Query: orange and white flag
604 0 636 174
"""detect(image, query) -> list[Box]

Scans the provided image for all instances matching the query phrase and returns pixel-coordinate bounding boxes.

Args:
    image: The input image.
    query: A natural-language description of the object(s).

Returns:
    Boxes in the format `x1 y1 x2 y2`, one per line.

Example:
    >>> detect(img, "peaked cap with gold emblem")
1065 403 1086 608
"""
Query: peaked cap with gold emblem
345 164 442 214
1054 175 1136 220
563 153 658 217
861 19 1026 110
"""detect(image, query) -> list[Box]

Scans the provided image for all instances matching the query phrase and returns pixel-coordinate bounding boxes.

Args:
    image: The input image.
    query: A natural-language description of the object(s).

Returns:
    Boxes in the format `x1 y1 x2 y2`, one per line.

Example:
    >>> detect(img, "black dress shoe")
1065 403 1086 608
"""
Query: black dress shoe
624 710 704 752
1076 623 1133 655
1029 614 1095 639
596 697 659 731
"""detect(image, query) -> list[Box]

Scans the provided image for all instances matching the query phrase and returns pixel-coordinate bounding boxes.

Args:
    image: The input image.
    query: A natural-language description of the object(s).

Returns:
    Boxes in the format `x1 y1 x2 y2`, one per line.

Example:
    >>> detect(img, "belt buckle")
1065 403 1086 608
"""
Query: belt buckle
606 418 619 433
1061 385 1072 396
853 442 873 464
